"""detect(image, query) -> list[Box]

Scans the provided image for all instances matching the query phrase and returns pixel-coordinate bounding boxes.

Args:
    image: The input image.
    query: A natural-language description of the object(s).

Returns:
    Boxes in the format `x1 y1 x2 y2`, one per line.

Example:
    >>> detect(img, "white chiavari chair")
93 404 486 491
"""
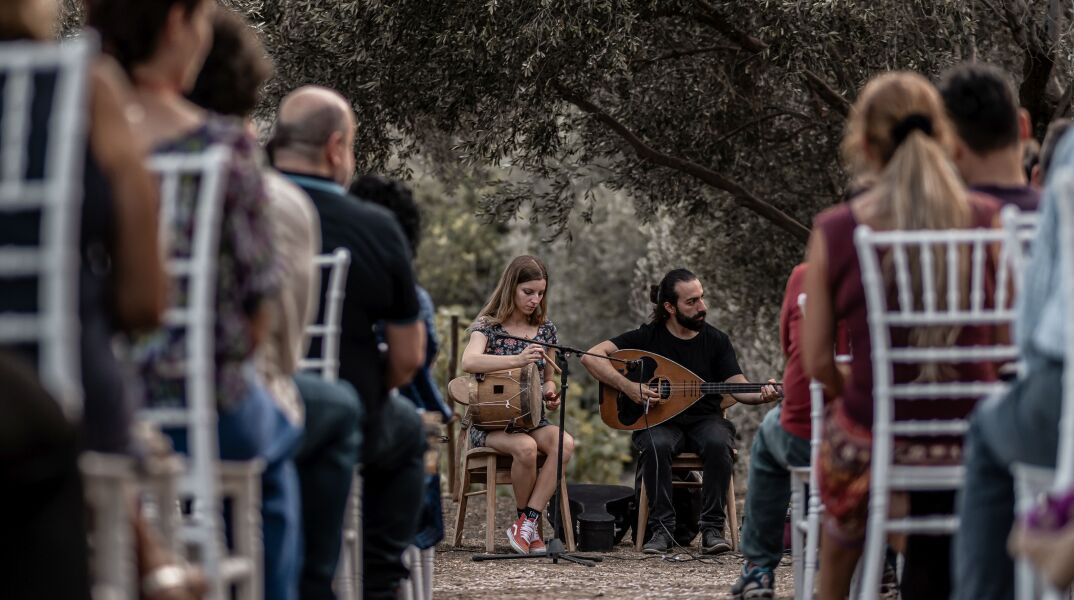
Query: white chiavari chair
0 34 140 600
790 293 853 600
1012 177 1074 600
140 147 263 600
0 35 90 416
300 249 365 600
853 224 1019 598
299 248 350 381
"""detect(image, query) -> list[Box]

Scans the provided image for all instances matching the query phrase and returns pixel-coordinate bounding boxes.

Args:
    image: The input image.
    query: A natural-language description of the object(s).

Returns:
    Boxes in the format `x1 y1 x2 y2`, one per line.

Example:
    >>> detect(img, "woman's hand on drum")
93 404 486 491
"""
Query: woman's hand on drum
543 380 560 411
514 344 545 368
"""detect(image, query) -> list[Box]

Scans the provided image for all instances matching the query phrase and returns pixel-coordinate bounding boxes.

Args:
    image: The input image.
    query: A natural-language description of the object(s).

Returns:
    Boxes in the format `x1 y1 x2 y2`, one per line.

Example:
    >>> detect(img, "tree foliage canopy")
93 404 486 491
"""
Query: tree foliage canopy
231 0 1070 238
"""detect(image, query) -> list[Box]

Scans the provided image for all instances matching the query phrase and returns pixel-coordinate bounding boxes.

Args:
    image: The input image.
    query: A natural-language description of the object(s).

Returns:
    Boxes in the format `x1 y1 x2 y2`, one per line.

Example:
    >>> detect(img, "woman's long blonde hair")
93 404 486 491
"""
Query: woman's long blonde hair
843 72 972 379
473 255 549 328
0 0 56 41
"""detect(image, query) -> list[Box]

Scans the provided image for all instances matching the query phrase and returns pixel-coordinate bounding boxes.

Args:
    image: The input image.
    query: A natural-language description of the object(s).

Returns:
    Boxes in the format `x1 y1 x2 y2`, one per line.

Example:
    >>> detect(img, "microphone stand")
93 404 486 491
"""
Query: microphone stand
471 333 635 567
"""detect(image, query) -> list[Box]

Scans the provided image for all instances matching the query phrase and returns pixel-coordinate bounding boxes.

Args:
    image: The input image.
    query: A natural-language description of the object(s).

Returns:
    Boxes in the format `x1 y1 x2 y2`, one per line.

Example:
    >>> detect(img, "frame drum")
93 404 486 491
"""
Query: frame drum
468 363 544 431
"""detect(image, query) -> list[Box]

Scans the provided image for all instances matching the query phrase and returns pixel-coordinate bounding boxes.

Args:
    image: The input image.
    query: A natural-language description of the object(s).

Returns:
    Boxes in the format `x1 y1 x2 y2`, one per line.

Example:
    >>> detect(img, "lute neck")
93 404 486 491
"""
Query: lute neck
698 382 779 394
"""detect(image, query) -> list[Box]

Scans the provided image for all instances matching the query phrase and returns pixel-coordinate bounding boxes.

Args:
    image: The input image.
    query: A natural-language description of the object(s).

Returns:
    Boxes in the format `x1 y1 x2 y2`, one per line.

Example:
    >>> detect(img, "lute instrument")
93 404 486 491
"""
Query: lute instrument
598 349 782 431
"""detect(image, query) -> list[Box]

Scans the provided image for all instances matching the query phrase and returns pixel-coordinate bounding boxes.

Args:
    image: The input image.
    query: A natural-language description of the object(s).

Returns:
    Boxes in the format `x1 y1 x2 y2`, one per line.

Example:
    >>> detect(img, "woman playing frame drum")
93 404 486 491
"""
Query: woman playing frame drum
461 255 575 555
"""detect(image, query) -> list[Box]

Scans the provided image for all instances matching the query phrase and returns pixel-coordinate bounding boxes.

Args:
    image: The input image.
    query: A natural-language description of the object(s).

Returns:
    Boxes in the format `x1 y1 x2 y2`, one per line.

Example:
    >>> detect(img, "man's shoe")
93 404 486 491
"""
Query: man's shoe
506 514 536 555
729 562 774 600
642 529 674 554
702 528 732 555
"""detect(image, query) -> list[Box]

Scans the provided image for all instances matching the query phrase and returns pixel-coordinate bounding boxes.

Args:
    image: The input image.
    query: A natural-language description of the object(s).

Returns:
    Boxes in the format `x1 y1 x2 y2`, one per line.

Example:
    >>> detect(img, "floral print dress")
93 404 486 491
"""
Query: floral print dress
467 316 557 448
136 115 279 410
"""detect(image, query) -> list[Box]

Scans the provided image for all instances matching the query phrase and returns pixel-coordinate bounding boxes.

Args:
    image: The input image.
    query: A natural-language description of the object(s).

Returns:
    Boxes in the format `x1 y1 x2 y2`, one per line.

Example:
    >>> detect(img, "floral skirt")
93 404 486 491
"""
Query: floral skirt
819 401 965 544
467 415 551 448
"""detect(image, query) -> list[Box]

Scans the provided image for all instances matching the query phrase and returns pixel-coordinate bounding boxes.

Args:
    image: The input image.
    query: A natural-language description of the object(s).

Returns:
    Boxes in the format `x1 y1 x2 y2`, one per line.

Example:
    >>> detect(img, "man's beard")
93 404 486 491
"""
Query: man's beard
675 310 706 331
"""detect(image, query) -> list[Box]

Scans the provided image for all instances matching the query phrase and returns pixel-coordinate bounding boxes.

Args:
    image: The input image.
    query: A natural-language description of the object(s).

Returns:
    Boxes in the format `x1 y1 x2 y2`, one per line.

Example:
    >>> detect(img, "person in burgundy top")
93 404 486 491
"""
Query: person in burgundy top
939 63 1040 212
731 262 835 597
803 72 1000 600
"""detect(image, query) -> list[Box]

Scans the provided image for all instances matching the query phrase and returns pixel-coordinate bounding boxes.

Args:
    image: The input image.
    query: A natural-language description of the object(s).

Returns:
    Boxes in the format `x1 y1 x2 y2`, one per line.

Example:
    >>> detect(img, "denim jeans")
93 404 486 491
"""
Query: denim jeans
953 358 1063 600
739 406 811 570
293 373 362 600
632 412 736 534
362 391 426 600
168 370 304 600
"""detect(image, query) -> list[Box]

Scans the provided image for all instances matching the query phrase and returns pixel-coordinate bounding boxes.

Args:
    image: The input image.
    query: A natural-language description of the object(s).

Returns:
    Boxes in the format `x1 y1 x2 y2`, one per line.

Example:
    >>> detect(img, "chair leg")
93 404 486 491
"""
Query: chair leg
452 465 469 547
559 477 576 551
485 455 496 553
447 421 457 501
727 471 739 551
635 484 649 551
790 473 805 600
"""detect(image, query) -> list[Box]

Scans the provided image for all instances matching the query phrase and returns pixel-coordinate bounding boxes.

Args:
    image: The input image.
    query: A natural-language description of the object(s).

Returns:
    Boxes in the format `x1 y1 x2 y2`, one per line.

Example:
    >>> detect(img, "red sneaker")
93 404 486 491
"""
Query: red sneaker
528 528 546 555
506 514 534 554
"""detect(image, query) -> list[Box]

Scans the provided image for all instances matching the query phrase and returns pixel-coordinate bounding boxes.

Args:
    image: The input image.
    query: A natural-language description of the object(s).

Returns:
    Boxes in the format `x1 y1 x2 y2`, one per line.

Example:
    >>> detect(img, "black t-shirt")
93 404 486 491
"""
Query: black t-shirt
610 322 743 417
288 173 420 422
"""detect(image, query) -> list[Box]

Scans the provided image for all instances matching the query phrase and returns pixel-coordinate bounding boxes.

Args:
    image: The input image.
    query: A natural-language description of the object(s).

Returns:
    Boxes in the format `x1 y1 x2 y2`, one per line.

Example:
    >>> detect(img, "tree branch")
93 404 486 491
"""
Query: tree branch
802 69 850 118
632 44 737 65
692 0 769 53
554 83 810 241
685 1 851 119
980 0 1058 131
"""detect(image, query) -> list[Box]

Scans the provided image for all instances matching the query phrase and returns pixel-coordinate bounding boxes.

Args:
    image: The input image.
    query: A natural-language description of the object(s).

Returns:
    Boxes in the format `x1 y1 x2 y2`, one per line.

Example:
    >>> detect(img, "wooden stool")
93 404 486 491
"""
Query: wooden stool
447 376 576 553
634 450 739 551
452 444 577 553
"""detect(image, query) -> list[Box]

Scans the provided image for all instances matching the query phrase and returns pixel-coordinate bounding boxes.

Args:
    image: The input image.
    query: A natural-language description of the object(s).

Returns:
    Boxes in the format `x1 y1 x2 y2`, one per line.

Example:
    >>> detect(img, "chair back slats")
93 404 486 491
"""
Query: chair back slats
888 380 1008 402
301 248 351 382
1 69 31 185
0 36 94 419
855 225 1014 404
140 145 230 586
888 419 968 436
0 314 41 341
854 222 1019 599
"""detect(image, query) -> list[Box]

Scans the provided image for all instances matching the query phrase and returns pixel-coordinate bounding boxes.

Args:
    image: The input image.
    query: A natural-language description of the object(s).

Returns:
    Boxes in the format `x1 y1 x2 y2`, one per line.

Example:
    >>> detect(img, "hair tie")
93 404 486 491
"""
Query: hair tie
891 113 934 149
649 285 660 304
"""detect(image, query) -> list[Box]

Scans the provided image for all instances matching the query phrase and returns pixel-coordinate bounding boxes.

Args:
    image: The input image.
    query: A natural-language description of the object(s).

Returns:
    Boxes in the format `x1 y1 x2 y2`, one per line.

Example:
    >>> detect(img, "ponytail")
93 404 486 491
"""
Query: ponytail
880 118 972 380
649 269 697 324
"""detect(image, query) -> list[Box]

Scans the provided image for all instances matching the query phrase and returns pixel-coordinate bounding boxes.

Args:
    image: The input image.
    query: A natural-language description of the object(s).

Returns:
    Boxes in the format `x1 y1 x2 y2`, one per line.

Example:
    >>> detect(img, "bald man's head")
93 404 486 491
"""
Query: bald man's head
271 86 356 185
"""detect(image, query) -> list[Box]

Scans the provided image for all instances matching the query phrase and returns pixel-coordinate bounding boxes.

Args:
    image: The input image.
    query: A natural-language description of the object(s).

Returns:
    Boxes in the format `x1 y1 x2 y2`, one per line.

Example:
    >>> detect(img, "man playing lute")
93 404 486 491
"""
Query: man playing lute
581 268 780 555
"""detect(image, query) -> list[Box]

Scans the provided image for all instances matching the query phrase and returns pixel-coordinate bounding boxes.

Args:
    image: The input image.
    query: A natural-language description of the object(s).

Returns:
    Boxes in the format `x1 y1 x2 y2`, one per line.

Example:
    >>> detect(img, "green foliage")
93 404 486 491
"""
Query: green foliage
562 380 634 485
408 158 507 311
213 0 1074 397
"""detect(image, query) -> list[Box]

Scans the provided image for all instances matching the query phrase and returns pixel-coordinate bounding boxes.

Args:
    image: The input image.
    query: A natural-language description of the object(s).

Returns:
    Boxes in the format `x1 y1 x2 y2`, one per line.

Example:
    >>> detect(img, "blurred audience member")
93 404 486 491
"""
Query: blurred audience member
89 1 302 598
0 353 91 599
940 63 1039 211
954 127 1074 600
1032 118 1073 189
187 10 363 599
804 72 999 600
350 175 451 420
272 86 425 599
351 174 450 553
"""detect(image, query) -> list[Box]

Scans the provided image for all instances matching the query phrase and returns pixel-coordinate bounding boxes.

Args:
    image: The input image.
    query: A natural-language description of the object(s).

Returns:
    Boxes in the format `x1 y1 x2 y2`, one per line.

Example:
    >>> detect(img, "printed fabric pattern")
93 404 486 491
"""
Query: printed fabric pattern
467 316 556 448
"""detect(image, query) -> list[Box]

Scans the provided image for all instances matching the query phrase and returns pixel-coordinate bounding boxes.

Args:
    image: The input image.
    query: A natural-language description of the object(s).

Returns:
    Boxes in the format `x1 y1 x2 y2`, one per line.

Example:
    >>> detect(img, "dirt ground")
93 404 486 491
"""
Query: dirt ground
434 494 797 600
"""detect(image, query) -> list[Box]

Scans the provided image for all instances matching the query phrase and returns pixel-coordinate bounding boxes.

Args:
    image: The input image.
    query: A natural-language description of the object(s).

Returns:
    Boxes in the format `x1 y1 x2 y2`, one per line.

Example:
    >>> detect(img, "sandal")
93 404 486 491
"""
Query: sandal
141 560 207 600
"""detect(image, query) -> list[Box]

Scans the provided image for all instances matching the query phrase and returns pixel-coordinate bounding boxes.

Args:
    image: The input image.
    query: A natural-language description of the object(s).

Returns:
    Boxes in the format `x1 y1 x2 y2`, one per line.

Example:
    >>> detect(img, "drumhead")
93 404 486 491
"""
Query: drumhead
519 362 543 429
447 376 470 406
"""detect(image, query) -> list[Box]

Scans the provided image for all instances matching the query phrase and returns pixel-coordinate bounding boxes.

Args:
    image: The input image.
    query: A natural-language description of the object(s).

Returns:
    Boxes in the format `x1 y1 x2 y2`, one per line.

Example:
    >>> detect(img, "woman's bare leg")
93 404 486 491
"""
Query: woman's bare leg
484 431 539 509
817 527 862 600
527 426 574 510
